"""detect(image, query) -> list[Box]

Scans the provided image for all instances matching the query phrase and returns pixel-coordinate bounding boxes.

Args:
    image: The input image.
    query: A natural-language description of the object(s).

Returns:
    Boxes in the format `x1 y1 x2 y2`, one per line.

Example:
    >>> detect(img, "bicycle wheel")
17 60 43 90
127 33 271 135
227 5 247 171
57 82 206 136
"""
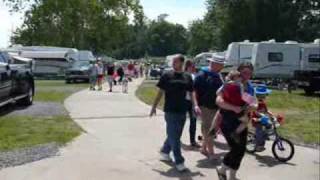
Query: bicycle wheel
246 132 256 153
272 137 295 162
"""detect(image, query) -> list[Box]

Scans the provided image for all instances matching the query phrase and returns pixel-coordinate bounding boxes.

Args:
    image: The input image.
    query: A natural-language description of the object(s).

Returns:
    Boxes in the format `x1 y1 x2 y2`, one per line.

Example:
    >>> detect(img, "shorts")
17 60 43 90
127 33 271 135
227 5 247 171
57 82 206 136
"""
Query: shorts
200 106 218 137
97 74 104 81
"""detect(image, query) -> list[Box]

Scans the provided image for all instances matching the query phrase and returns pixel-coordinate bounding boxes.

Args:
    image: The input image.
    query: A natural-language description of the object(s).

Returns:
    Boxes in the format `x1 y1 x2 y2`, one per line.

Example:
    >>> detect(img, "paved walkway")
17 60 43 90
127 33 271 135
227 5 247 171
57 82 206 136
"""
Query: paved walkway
0 79 319 180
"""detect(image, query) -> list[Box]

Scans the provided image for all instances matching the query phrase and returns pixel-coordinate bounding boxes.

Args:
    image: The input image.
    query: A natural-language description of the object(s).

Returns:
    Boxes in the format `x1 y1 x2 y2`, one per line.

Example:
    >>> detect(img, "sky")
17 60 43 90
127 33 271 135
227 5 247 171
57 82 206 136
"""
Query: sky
0 0 207 48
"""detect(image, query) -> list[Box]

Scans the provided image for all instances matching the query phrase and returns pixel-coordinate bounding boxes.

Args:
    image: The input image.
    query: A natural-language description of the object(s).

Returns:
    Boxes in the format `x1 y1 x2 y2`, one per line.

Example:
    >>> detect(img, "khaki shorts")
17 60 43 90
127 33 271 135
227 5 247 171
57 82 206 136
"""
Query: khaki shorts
200 106 218 137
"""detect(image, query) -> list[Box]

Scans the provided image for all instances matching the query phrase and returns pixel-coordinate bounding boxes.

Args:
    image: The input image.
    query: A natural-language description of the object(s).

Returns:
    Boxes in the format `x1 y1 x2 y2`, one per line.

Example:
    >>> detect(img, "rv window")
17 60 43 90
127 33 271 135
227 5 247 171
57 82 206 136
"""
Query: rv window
268 52 283 62
308 54 320 63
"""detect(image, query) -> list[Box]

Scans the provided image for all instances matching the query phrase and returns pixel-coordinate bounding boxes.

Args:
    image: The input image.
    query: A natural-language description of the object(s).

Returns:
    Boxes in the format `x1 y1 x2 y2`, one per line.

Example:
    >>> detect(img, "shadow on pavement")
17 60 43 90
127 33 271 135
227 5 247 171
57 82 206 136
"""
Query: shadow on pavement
213 141 230 151
181 143 201 152
196 152 226 169
153 165 205 180
248 153 296 167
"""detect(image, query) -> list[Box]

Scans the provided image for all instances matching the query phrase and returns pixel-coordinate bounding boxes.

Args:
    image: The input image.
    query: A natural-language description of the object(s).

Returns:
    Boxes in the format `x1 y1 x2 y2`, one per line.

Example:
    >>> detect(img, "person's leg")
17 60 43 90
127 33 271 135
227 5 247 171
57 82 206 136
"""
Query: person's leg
108 77 113 91
200 107 209 155
187 101 197 145
164 113 186 165
222 128 247 178
161 113 172 155
255 124 264 147
206 109 217 156
172 113 186 165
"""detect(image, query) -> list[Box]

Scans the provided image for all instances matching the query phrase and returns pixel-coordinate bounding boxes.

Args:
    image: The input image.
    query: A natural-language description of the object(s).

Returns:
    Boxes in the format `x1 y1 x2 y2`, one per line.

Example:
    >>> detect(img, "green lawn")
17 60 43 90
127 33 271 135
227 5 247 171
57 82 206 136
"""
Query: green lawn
0 116 82 151
136 80 320 145
34 80 88 102
0 80 85 152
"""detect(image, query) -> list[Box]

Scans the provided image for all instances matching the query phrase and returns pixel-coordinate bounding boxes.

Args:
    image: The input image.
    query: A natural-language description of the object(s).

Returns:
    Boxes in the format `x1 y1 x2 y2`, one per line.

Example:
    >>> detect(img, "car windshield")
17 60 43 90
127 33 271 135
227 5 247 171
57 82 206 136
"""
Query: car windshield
71 61 90 68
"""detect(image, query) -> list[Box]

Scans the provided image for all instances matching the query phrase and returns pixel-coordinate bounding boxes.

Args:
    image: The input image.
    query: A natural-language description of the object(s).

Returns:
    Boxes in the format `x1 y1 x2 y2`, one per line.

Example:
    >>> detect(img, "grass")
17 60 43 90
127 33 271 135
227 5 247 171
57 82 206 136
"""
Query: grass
0 116 82 151
34 80 88 102
0 80 85 152
136 80 320 145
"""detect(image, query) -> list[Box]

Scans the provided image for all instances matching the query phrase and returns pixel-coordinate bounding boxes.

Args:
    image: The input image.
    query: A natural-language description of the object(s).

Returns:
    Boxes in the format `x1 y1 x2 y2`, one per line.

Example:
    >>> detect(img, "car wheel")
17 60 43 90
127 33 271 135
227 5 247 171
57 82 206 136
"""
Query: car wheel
18 84 33 106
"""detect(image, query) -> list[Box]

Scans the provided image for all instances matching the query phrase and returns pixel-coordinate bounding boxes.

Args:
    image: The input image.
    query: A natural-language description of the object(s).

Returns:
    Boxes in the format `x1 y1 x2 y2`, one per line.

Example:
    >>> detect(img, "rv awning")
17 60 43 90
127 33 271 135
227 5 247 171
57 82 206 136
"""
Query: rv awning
20 51 70 59
12 56 33 62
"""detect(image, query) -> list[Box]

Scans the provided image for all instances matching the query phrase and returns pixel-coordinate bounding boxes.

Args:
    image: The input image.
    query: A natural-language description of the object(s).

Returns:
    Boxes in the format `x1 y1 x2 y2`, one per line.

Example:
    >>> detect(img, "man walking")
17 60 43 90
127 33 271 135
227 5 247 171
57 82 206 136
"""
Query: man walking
193 54 225 159
150 54 193 172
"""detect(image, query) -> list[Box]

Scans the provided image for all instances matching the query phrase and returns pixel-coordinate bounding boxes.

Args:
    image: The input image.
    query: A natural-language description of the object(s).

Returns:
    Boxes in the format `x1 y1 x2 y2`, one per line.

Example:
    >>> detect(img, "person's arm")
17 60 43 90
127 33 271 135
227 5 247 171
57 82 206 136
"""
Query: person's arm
192 75 202 115
150 89 164 117
192 91 202 115
216 92 242 114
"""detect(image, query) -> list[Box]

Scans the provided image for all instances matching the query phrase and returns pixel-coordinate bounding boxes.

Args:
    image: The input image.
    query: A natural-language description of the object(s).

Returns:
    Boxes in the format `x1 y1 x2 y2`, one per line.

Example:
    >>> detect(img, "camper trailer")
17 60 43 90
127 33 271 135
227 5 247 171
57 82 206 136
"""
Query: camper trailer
20 50 76 78
223 40 320 79
225 40 257 67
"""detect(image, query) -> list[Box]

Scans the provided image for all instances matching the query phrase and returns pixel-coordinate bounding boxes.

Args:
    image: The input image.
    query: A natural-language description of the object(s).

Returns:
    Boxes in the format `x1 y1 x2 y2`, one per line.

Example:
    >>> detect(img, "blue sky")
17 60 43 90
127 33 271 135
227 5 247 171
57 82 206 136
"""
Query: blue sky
0 0 207 48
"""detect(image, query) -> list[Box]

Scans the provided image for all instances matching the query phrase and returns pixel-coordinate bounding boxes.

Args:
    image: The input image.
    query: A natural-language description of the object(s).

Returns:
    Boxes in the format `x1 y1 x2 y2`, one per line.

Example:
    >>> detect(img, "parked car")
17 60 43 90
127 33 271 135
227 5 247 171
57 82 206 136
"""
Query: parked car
0 51 34 107
65 60 91 83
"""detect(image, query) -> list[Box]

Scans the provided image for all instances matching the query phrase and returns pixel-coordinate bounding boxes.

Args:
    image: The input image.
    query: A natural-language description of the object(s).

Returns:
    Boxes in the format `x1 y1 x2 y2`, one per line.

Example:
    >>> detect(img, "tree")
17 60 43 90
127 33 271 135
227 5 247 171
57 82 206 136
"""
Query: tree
147 19 188 57
5 0 145 57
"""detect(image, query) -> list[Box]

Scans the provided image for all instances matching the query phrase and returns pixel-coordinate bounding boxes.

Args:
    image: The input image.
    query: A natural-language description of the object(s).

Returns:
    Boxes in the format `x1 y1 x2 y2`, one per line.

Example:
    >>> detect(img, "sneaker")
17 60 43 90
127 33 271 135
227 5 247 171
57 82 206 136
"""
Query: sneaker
159 152 172 162
176 163 187 172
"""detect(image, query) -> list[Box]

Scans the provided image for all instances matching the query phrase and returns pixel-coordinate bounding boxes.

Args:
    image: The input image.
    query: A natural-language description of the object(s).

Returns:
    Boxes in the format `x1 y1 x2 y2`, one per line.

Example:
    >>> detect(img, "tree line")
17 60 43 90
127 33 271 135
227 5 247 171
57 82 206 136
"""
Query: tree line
4 0 320 59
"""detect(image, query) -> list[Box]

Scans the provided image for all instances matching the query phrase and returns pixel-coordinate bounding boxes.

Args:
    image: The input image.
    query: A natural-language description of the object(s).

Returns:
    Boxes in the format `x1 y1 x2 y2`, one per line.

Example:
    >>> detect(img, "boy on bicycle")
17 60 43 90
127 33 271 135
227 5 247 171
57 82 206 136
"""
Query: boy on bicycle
251 85 273 152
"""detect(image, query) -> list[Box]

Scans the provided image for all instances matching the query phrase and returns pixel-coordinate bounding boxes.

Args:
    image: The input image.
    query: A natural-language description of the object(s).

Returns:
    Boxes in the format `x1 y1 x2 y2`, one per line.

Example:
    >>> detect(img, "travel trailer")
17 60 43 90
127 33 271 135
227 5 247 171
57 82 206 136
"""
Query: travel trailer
5 46 96 78
20 50 76 78
222 39 320 79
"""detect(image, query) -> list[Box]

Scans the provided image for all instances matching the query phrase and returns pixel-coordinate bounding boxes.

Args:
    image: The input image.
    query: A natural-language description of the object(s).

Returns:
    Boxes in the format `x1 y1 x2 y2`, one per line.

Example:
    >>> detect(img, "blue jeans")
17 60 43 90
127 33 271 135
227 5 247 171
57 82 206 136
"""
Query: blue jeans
255 124 266 146
161 112 186 165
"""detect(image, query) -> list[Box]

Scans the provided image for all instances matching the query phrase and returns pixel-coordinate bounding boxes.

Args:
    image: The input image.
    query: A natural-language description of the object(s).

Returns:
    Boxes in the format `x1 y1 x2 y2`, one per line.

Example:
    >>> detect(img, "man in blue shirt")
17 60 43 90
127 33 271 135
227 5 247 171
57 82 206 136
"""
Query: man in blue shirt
193 54 225 159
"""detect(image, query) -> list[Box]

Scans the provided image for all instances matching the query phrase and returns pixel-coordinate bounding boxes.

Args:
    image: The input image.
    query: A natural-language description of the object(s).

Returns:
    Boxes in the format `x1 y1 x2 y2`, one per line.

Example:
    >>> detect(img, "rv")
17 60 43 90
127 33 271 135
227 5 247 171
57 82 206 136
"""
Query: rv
20 50 76 78
222 39 320 79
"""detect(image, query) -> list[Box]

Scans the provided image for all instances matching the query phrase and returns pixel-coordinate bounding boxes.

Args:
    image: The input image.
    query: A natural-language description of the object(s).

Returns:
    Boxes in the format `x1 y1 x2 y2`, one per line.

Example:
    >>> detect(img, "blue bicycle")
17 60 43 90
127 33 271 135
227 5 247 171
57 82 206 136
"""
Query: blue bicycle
246 115 295 162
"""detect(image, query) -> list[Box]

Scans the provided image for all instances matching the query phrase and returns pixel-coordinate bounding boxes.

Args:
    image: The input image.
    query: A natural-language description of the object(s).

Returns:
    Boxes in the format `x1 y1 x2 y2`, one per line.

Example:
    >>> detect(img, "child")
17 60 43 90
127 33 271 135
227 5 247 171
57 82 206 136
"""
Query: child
219 70 257 139
122 74 129 93
251 85 273 151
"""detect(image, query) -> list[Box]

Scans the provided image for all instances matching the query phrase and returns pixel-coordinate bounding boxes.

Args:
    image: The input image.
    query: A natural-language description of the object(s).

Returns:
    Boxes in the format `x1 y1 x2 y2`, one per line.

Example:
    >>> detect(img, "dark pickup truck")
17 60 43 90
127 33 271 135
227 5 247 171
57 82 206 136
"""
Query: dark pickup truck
294 70 320 95
0 51 34 107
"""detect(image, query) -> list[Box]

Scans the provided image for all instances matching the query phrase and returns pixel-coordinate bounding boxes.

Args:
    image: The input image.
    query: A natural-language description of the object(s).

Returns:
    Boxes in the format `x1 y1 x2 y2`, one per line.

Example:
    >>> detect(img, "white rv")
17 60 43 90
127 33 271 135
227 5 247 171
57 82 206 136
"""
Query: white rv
225 40 257 67
223 39 320 79
20 50 76 77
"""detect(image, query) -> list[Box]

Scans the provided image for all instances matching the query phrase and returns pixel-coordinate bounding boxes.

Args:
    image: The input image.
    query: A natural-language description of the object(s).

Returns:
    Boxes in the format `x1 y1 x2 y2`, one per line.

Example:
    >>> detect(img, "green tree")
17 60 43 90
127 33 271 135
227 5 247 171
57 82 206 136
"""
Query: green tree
147 18 188 57
6 0 144 57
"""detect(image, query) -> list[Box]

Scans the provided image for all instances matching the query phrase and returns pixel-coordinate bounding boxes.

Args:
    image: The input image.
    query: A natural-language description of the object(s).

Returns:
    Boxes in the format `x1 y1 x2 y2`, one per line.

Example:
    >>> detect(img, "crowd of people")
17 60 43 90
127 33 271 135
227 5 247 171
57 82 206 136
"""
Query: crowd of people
150 54 273 180
88 59 146 93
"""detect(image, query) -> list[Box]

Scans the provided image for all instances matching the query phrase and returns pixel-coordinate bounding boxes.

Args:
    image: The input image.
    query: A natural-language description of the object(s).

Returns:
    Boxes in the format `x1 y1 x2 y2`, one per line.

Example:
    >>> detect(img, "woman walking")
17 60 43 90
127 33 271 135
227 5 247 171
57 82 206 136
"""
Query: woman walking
184 60 200 147
216 62 256 180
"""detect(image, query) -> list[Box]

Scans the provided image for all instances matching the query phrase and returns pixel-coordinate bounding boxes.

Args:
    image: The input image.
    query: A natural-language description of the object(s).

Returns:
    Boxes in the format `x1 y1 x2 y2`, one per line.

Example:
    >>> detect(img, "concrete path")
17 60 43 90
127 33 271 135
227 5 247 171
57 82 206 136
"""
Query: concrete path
0 79 319 180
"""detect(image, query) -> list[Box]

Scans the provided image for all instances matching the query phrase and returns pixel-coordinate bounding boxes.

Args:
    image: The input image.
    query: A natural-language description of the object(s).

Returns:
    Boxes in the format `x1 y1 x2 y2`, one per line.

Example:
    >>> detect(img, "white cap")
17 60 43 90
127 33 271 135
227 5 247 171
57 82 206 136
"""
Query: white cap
207 53 225 64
